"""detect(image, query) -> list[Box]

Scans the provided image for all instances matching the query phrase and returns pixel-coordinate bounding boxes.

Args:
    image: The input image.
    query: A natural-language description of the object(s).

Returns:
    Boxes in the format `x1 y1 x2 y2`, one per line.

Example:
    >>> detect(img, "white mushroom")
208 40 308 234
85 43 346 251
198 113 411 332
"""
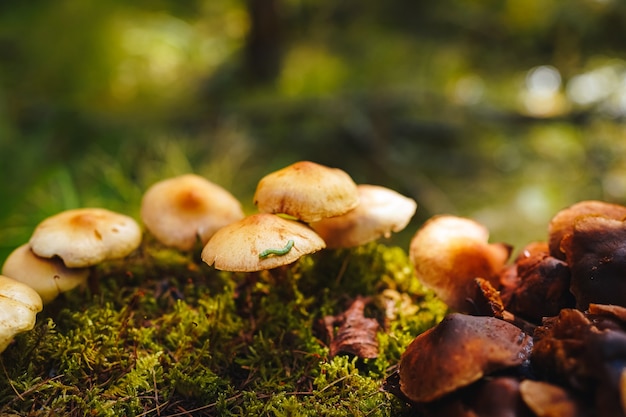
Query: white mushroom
310 184 417 248
2 243 89 304
141 174 245 251
201 213 326 272
0 275 43 353
253 161 359 223
29 208 142 268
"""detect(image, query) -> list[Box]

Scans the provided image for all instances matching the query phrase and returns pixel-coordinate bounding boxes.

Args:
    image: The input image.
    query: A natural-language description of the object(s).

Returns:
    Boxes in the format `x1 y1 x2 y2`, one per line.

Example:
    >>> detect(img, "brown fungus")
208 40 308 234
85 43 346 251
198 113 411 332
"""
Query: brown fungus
409 215 511 312
500 241 575 324
560 215 626 310
398 313 533 403
519 380 587 417
548 200 626 261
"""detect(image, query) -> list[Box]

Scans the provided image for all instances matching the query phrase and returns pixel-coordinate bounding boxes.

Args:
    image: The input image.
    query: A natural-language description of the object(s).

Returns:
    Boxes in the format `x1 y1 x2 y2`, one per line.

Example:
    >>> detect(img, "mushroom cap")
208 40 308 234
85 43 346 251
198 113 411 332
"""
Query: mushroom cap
253 161 359 223
2 243 89 304
548 200 626 260
519 380 582 417
408 215 511 312
560 215 626 309
141 174 245 251
29 208 142 268
398 313 533 403
201 213 326 272
310 184 417 248
0 275 43 353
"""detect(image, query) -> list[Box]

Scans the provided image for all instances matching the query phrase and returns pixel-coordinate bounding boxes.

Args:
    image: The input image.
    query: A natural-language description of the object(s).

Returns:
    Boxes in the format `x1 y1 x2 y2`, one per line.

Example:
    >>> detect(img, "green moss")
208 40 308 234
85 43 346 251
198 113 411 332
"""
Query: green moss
0 241 445 416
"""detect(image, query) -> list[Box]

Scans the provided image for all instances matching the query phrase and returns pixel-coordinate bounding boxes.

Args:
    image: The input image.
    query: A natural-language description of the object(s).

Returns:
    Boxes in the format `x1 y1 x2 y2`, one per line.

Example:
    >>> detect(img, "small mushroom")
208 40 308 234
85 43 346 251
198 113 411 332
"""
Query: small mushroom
500 241 575 324
519 380 586 417
409 215 511 312
253 161 359 223
201 213 326 272
398 313 533 403
0 275 43 353
548 200 626 260
140 174 245 251
309 184 417 248
560 215 626 309
2 243 89 304
29 208 142 268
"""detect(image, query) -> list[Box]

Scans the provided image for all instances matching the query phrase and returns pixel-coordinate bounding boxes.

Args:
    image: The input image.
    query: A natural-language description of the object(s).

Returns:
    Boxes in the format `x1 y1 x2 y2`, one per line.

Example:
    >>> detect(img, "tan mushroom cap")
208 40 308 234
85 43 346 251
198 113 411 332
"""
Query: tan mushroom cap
0 275 43 353
398 313 533 403
201 213 326 272
141 174 245 251
2 243 89 304
409 215 511 312
310 184 417 248
253 161 359 223
29 208 142 268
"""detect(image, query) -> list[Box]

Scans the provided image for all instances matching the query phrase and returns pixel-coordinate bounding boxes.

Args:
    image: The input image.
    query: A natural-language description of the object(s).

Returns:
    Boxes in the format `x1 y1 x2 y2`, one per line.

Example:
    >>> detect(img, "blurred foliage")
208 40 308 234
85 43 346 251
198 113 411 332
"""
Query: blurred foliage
1 0 626 261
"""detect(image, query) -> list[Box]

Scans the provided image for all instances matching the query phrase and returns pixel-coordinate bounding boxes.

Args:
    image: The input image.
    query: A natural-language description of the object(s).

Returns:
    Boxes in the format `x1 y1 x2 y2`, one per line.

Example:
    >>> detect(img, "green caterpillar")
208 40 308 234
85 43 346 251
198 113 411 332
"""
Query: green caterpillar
259 239 295 259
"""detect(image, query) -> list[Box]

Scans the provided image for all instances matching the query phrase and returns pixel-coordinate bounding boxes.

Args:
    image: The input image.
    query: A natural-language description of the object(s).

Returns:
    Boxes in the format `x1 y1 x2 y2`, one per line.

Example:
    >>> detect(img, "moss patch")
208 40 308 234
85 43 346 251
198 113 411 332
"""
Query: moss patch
0 240 446 416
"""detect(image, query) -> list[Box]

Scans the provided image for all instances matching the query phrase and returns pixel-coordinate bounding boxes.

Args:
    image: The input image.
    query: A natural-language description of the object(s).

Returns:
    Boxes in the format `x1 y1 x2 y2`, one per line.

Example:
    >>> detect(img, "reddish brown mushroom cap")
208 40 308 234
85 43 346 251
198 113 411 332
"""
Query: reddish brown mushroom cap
560 215 626 309
398 313 533 403
201 213 326 272
253 161 359 223
548 200 626 260
310 184 417 248
141 174 245 251
29 208 142 268
409 215 511 312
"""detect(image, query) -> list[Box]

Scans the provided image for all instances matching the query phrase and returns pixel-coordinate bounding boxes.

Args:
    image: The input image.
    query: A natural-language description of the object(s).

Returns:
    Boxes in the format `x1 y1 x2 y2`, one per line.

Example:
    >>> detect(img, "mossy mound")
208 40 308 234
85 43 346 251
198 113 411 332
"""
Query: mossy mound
0 240 446 416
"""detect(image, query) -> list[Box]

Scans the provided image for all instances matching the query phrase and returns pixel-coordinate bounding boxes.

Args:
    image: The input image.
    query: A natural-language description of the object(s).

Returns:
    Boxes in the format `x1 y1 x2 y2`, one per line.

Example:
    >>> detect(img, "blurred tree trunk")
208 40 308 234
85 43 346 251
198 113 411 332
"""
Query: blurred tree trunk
245 0 283 84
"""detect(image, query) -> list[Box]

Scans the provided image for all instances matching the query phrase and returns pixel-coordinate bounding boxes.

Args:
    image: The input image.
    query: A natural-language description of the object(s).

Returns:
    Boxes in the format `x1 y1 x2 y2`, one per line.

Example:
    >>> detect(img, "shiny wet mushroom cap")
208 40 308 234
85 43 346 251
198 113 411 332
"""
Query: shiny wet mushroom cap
29 208 142 268
409 215 511 312
560 215 626 309
309 184 417 248
253 161 359 223
140 174 244 251
0 275 43 353
201 213 326 272
398 313 533 403
2 243 89 304
548 200 626 260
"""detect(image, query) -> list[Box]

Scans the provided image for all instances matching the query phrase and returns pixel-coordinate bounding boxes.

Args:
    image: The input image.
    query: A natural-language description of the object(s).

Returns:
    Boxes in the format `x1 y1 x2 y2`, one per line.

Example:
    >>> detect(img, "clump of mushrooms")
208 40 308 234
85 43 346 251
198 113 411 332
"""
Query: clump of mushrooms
394 200 626 415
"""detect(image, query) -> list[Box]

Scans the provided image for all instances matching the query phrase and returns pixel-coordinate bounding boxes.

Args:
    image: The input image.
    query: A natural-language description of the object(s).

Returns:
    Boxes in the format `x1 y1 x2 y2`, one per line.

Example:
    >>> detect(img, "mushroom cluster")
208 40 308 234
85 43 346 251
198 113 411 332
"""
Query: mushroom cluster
0 207 142 351
201 161 417 272
396 200 626 416
0 163 417 353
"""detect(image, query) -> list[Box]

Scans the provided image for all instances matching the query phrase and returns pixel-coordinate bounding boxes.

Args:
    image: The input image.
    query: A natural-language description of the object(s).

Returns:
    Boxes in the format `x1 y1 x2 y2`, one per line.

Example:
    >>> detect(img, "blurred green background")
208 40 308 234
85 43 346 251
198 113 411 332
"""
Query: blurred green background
2 0 626 261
